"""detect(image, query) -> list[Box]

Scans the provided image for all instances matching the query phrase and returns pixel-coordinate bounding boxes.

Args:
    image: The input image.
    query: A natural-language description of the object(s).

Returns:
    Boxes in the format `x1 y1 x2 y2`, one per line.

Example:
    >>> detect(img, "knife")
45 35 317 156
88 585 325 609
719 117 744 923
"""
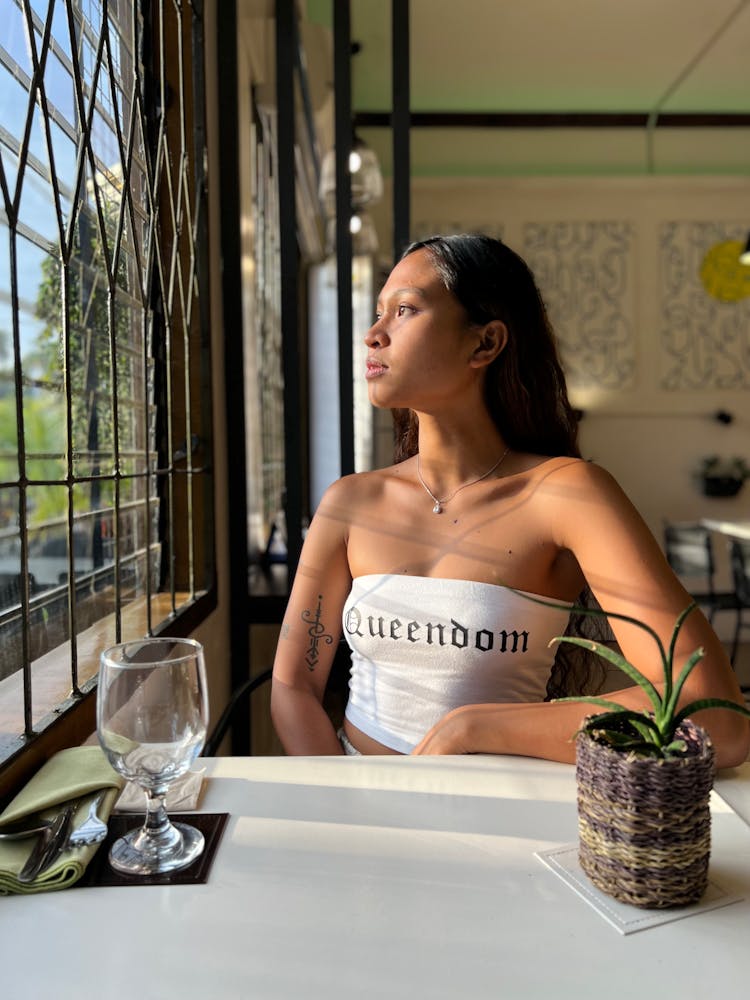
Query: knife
17 803 75 884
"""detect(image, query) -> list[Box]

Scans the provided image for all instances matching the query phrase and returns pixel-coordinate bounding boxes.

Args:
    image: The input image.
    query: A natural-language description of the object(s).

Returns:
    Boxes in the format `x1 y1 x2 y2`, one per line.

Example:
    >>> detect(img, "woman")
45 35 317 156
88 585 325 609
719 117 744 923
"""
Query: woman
271 234 749 766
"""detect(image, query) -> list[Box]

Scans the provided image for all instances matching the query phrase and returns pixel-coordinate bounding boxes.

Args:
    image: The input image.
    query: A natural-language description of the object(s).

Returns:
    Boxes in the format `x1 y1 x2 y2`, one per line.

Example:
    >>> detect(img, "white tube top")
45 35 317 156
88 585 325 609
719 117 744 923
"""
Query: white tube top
342 574 572 753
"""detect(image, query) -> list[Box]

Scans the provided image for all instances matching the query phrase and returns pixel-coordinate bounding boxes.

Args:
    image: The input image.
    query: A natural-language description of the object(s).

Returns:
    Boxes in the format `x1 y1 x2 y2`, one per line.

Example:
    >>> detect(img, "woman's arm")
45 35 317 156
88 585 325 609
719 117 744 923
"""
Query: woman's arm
270 480 354 755
415 461 750 768
413 679 748 768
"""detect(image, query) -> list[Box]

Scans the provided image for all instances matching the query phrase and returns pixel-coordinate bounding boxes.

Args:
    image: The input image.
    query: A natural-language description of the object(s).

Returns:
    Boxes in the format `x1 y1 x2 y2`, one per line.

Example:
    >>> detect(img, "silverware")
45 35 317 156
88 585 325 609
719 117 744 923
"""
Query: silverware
17 803 75 883
68 791 108 847
0 819 51 840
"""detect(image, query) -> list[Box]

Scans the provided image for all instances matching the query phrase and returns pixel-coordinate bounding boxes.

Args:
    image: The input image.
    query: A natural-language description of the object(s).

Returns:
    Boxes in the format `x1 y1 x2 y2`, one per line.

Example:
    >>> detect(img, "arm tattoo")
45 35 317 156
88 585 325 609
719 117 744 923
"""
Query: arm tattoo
301 594 333 671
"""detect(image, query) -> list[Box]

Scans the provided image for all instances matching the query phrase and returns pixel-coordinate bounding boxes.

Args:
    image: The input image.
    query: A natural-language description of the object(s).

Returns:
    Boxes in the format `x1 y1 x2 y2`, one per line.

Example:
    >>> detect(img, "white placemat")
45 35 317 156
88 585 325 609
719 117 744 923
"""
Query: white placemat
536 843 743 934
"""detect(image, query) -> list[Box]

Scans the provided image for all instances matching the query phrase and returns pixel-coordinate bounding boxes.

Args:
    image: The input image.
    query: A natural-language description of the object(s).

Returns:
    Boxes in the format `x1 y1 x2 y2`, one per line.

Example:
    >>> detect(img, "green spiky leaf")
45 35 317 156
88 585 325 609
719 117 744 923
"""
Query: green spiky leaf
672 697 750 732
580 708 662 741
663 603 701 704
661 646 706 725
552 635 662 714
514 589 750 759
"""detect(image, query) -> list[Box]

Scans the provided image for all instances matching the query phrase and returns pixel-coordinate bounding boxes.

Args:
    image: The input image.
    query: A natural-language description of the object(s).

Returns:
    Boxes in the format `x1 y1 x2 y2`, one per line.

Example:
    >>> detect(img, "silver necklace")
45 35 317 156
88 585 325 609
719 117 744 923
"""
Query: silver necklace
417 447 510 514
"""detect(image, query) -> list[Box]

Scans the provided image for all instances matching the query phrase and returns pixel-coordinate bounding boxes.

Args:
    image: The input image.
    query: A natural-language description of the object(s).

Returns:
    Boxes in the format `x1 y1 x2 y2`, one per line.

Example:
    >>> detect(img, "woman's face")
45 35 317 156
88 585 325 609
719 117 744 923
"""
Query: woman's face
364 249 482 412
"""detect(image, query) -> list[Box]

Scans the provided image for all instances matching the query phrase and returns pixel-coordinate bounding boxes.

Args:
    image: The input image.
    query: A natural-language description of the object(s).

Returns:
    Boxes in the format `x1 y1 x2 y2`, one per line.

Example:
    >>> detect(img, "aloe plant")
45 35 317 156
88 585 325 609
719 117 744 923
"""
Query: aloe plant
520 593 750 758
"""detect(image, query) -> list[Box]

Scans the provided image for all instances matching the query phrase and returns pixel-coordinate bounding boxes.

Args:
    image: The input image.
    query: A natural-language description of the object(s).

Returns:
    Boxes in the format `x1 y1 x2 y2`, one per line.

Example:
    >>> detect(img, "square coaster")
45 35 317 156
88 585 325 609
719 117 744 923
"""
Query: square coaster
81 812 229 888
536 844 743 934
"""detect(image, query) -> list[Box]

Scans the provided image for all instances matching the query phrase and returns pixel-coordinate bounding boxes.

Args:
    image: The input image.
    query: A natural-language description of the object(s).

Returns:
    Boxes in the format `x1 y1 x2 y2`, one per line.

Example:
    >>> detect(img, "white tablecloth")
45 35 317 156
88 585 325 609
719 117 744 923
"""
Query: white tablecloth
1 754 749 999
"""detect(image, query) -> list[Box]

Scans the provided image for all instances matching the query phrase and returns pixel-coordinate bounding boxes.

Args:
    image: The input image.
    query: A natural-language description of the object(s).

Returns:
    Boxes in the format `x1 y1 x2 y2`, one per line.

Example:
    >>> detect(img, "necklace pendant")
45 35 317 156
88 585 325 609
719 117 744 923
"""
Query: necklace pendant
418 446 511 515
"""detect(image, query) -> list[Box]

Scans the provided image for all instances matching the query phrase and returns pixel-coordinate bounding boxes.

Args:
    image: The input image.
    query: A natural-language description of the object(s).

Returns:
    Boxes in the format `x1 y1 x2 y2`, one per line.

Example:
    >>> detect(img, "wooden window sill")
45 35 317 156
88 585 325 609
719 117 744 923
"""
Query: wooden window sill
0 593 198 790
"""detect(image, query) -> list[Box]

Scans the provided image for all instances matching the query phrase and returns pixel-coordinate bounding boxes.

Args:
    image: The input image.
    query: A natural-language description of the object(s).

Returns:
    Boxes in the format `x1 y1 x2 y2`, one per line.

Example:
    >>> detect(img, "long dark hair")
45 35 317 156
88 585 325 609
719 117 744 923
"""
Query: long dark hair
392 234 580 462
391 233 607 697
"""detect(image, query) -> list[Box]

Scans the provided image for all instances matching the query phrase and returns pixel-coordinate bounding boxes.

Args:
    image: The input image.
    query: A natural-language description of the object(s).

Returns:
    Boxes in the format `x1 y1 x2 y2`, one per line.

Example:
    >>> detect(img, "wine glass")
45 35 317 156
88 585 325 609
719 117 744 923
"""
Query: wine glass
97 636 209 875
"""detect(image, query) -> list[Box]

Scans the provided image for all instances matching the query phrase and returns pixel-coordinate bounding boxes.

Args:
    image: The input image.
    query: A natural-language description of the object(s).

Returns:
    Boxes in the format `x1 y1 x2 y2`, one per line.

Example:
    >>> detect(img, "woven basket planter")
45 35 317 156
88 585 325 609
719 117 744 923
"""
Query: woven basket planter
575 719 715 908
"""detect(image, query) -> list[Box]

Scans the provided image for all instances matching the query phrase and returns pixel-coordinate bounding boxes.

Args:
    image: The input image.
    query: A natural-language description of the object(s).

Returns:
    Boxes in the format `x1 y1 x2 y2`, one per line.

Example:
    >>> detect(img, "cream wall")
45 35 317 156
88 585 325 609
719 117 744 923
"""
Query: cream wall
370 176 750 532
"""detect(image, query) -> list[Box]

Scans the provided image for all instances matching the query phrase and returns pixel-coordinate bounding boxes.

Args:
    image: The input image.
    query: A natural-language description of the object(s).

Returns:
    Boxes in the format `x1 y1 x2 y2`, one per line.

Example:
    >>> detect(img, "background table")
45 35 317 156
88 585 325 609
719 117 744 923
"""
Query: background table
701 517 750 542
1 754 749 999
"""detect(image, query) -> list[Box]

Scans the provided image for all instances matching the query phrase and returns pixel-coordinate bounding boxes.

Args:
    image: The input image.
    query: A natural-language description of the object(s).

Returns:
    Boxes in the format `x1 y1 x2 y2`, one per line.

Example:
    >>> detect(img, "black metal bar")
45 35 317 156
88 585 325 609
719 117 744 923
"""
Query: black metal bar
143 5 164 635
355 110 750 129
216 0 251 754
7 226 32 736
190 0 215 599
391 0 410 260
334 0 354 476
277 0 305 569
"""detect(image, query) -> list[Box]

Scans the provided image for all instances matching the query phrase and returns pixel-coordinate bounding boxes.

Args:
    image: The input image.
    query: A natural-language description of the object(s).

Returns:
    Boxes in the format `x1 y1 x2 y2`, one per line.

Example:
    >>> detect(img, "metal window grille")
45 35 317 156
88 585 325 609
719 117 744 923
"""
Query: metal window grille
253 105 285 552
0 0 212 765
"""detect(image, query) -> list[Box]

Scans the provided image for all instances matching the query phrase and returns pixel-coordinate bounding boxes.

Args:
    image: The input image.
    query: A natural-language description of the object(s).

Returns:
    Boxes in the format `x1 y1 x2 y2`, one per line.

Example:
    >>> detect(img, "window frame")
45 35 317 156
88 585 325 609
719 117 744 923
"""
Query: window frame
0 0 216 793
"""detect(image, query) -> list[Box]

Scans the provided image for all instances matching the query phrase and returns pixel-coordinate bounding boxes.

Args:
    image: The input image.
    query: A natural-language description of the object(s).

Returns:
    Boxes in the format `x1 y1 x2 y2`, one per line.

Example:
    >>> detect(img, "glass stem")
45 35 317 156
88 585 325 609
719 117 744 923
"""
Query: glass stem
143 784 172 841
129 783 183 863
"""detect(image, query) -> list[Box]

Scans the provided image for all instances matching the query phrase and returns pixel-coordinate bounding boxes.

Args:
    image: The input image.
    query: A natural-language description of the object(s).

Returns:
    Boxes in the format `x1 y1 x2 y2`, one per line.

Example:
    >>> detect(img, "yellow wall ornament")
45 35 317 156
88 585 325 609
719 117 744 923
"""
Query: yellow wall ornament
700 239 750 301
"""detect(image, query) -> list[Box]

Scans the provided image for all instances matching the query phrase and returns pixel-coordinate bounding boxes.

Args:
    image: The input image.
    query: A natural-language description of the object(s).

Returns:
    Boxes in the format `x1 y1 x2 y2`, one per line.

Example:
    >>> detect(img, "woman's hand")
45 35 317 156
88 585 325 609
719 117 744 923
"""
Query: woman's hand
411 707 474 754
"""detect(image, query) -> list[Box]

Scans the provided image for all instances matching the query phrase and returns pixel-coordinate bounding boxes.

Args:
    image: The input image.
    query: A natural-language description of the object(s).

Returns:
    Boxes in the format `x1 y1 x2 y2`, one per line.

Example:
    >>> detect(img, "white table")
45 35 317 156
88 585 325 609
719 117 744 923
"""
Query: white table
2 754 750 999
701 517 750 542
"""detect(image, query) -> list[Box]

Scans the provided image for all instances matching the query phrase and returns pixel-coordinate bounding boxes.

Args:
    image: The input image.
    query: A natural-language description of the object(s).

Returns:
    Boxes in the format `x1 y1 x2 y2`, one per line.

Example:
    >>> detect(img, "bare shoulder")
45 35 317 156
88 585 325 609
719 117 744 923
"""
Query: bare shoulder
519 454 627 502
318 464 401 505
552 457 638 512
314 464 406 523
512 455 650 549
517 453 610 483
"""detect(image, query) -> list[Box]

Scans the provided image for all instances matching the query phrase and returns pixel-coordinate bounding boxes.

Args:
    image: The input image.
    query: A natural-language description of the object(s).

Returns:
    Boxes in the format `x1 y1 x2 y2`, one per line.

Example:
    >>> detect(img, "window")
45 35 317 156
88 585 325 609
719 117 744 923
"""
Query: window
0 0 213 768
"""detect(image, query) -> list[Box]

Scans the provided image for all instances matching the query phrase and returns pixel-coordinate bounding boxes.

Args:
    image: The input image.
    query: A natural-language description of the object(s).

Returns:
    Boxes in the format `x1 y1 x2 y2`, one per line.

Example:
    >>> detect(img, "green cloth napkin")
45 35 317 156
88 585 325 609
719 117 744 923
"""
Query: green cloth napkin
0 745 125 895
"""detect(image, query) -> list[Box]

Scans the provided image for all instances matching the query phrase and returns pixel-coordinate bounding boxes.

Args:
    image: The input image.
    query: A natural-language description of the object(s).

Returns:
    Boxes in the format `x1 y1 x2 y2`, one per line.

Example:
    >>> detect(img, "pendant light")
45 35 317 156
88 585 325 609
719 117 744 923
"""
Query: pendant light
319 134 384 216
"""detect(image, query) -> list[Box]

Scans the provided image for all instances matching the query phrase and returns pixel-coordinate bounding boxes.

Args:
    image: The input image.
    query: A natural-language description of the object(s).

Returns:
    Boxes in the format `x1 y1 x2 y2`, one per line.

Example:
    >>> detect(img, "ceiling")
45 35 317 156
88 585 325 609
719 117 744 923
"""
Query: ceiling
305 0 750 177
349 0 750 113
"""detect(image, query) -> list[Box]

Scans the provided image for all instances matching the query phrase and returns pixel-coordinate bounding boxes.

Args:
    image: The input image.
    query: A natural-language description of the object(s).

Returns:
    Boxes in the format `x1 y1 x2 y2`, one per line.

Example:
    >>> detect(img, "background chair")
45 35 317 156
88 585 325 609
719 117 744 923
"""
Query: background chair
203 640 352 756
203 667 273 757
663 521 740 627
729 540 750 678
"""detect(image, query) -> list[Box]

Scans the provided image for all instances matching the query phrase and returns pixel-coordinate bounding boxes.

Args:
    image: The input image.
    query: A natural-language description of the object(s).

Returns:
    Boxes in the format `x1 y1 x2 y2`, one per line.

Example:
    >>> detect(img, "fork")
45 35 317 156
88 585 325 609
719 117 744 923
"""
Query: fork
68 791 108 847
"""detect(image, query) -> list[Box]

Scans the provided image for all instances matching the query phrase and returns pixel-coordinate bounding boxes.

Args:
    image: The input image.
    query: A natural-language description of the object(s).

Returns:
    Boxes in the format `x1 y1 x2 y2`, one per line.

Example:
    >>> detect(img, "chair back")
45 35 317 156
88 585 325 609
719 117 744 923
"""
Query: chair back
664 522 715 596
730 540 750 606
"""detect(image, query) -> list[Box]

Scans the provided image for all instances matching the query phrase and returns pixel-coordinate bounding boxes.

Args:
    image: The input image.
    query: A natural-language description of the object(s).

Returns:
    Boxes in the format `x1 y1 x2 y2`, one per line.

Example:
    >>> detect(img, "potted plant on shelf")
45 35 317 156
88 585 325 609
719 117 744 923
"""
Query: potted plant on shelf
698 456 748 497
524 594 750 909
